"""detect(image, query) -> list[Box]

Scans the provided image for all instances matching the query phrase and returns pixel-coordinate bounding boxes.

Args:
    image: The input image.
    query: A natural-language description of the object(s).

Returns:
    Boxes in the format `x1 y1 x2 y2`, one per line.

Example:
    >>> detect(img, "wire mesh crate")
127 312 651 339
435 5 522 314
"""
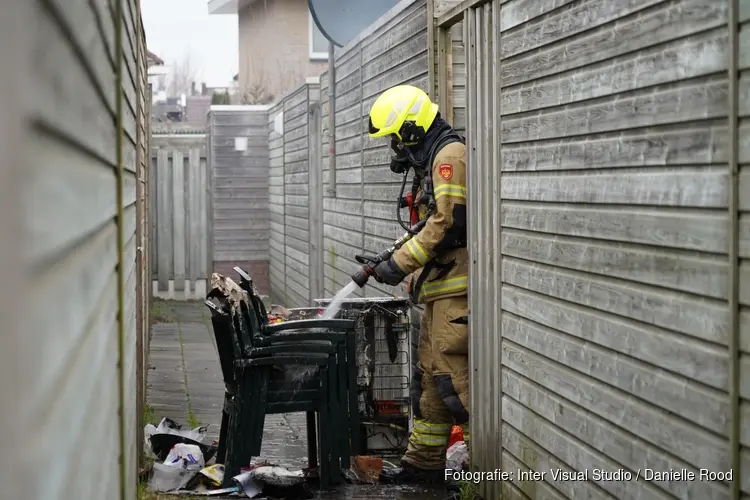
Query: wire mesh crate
286 297 413 457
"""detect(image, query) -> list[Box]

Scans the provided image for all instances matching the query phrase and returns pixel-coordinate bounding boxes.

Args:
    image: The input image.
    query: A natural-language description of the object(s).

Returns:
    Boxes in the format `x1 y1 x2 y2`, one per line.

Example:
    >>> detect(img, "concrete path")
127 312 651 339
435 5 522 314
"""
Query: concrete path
145 300 447 500
147 300 309 468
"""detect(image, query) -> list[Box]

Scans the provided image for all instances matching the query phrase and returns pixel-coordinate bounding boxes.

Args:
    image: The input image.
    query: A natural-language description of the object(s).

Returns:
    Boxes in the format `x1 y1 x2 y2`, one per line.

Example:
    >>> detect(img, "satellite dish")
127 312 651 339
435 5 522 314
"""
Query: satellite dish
308 0 401 48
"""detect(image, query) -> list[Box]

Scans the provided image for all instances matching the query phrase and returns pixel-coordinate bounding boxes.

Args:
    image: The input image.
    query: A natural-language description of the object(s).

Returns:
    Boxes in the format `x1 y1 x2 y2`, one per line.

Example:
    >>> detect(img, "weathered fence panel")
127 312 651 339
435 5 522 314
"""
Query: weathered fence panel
267 81 324 307
11 0 148 497
208 106 271 294
283 85 313 307
453 0 746 498
150 135 209 299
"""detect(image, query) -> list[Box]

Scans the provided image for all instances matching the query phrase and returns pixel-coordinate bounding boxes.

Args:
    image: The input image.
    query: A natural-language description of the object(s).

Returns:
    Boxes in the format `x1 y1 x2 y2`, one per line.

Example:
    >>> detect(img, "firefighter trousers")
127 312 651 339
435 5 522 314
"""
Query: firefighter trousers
402 294 470 470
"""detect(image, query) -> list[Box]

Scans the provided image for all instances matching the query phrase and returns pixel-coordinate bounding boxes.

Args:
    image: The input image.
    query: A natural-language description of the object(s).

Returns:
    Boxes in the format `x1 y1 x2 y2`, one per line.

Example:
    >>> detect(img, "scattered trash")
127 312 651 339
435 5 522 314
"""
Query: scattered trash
267 304 291 323
232 469 262 497
143 418 317 497
352 456 383 482
170 486 242 496
446 441 469 473
145 417 216 463
198 464 225 487
232 465 311 498
253 466 306 486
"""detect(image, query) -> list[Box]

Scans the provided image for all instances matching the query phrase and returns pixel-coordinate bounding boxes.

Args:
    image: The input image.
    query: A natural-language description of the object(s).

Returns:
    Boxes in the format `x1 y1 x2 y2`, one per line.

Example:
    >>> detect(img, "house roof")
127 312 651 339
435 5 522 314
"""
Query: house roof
146 50 164 66
208 0 259 15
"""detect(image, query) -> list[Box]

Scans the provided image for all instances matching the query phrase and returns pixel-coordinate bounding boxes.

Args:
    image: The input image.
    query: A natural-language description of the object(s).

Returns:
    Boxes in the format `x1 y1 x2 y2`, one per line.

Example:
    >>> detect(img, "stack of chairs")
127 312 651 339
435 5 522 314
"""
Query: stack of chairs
205 267 362 489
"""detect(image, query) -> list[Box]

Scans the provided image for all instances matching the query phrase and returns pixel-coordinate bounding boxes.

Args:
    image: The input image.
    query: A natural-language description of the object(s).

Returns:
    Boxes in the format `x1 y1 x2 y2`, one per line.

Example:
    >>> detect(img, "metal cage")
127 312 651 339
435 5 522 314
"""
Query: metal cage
287 297 413 457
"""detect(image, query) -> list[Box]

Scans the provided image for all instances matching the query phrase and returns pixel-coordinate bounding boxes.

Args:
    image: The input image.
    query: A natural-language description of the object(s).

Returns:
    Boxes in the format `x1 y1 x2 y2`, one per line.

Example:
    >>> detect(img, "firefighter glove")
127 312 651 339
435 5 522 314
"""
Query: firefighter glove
372 258 406 286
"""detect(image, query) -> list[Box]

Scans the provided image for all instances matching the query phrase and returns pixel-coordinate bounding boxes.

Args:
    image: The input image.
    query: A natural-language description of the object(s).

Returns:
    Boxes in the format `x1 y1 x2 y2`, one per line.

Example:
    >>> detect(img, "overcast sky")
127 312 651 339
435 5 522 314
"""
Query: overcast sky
141 0 238 87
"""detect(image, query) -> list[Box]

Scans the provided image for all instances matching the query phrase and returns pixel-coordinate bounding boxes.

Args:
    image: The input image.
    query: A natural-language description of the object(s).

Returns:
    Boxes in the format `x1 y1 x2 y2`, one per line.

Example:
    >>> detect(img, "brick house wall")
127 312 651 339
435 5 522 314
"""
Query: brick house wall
237 0 327 103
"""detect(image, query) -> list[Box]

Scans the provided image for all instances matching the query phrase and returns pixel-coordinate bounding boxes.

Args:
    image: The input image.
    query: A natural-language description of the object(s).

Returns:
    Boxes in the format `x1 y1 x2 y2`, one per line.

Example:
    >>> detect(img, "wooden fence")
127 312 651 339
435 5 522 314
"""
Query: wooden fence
264 0 750 498
150 135 210 299
436 0 749 498
5 0 151 497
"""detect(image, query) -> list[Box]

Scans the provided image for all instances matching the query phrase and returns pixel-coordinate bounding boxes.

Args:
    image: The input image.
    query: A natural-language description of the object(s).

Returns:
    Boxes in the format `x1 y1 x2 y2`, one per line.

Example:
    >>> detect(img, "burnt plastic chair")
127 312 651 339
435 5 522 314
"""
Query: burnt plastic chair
205 272 358 489
232 267 362 461
205 300 344 488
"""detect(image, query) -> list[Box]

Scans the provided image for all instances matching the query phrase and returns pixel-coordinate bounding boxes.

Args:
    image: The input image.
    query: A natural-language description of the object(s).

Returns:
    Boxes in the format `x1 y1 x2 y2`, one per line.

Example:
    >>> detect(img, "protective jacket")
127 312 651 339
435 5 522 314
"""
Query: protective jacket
391 121 468 305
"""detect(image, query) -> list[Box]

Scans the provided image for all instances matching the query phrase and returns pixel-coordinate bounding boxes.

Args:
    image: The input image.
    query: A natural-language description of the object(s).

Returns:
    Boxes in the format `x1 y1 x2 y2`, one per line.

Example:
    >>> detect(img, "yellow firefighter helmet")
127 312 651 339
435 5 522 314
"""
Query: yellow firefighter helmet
367 85 439 145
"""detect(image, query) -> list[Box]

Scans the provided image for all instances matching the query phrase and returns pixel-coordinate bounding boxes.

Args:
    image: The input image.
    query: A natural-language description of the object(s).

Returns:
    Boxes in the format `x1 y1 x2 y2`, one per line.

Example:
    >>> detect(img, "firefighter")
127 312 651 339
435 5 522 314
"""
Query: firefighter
366 84 470 484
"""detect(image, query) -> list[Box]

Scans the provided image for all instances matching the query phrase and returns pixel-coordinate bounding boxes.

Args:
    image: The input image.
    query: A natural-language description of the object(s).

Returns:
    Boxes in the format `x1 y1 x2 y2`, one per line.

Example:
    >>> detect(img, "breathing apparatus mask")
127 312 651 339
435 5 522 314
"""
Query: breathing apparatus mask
388 119 428 173
387 122 433 234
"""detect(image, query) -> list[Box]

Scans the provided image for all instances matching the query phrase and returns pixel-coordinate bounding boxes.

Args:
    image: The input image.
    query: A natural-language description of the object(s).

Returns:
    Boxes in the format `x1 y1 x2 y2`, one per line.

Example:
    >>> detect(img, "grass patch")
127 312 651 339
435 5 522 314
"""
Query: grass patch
176 322 202 431
458 480 481 500
151 299 175 324
186 409 200 430
138 482 200 500
143 403 158 427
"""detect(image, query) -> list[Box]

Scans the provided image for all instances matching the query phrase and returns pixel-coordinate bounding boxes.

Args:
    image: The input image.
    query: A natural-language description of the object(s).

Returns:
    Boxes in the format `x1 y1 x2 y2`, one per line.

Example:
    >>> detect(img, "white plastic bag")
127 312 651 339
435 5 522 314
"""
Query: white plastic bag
446 441 469 472
149 461 201 492
165 443 205 469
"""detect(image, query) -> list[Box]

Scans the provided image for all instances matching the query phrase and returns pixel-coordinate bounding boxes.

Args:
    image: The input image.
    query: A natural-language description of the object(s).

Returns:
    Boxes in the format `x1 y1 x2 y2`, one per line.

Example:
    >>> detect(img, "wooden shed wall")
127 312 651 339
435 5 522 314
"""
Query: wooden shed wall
208 107 270 294
454 0 748 499
10 0 148 497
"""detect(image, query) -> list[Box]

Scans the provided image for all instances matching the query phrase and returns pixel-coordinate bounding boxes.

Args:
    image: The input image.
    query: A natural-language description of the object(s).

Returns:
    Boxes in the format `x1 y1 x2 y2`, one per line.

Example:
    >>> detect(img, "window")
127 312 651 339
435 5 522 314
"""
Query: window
309 10 329 60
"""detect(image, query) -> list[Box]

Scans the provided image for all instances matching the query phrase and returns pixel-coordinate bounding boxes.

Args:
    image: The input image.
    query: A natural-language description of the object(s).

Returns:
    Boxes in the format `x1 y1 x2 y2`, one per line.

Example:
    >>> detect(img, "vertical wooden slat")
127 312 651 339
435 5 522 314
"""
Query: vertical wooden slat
150 150 158 283
728 0 741 496
145 85 152 316
490 3 503 499
156 149 170 291
475 8 489 494
437 26 449 116
172 149 185 291
444 28 454 126
465 3 480 477
309 101 324 300
188 148 200 287
201 153 210 279
134 0 144 468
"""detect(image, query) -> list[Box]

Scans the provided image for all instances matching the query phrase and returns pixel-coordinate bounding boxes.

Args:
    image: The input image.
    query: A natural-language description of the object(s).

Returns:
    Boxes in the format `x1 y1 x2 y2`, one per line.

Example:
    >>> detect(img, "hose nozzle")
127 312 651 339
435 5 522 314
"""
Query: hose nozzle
351 267 373 288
